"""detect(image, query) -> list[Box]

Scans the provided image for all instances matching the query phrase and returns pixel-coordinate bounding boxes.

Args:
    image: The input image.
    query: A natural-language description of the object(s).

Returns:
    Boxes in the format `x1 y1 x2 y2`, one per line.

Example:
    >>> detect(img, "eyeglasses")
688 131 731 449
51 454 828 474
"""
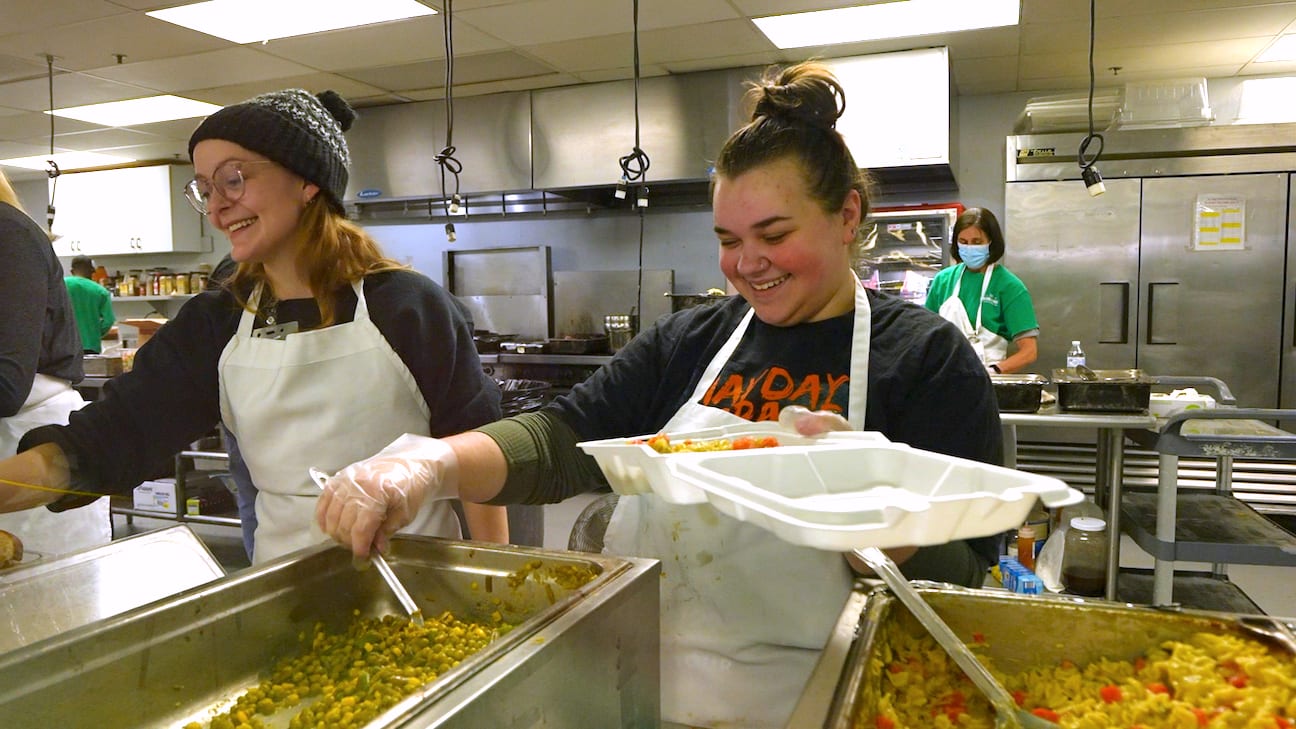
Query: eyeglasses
184 160 275 214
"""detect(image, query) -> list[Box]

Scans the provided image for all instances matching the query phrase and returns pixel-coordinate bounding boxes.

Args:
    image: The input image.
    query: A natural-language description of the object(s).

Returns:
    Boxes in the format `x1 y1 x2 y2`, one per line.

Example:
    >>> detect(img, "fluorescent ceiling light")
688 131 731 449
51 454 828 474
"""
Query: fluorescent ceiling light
0 151 131 171
1234 77 1296 124
48 95 221 126
754 0 1019 49
148 0 436 44
1257 34 1296 63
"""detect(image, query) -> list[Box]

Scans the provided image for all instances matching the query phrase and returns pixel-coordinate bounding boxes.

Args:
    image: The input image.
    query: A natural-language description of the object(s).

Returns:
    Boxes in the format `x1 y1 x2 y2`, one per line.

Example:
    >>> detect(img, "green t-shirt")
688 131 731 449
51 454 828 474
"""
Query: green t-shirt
63 275 115 353
923 263 1039 341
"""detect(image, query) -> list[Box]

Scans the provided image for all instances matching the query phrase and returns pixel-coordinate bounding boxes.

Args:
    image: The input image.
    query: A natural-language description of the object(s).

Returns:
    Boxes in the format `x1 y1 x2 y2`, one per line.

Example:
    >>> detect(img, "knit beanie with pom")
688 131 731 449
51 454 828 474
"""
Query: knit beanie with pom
188 89 356 213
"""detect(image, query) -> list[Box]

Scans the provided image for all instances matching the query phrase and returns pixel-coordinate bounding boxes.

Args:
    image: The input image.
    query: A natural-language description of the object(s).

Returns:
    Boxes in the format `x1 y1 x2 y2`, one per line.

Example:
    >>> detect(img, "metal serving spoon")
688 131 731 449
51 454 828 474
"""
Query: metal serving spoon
310 467 425 626
854 547 1060 729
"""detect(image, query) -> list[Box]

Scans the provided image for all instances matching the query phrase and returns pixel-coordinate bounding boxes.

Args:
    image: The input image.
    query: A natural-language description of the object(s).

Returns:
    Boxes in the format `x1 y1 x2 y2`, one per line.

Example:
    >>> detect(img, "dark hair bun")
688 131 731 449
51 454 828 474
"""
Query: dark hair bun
750 62 845 130
316 90 356 133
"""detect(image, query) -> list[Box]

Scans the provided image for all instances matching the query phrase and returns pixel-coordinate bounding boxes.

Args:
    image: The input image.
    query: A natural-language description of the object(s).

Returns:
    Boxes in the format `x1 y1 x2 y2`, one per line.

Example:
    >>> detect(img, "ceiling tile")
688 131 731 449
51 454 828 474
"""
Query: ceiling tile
0 53 54 84
341 51 558 91
259 17 506 72
0 109 98 139
0 0 124 36
639 20 774 65
0 73 154 111
455 0 738 46
182 74 390 107
33 126 165 150
733 0 870 15
88 47 316 93
0 12 232 72
91 140 191 162
401 72 580 99
523 34 635 74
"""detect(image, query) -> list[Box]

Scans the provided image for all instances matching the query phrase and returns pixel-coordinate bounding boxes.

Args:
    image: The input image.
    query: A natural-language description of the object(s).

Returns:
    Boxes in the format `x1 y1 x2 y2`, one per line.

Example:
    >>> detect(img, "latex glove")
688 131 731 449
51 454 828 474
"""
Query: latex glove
315 434 459 559
777 405 852 436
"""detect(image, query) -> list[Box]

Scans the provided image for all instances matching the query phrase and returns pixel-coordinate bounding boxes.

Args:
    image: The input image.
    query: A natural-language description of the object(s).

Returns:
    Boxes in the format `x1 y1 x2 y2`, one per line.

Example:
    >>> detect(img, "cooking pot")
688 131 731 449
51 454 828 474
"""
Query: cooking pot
664 292 728 313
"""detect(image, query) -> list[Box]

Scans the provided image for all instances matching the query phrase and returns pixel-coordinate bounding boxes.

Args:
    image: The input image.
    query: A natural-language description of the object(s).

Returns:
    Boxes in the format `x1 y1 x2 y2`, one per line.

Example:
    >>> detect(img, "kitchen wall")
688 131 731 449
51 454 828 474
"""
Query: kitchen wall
14 72 1280 306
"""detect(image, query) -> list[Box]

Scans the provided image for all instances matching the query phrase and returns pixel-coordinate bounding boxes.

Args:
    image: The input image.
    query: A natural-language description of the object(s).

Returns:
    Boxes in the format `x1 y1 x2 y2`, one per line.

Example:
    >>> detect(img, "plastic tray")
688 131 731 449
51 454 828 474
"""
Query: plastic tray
577 422 889 505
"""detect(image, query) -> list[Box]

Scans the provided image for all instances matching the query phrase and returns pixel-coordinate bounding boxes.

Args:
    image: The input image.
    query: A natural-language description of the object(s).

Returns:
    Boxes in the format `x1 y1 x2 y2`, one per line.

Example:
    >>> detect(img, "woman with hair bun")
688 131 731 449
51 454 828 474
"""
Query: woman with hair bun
314 62 1000 728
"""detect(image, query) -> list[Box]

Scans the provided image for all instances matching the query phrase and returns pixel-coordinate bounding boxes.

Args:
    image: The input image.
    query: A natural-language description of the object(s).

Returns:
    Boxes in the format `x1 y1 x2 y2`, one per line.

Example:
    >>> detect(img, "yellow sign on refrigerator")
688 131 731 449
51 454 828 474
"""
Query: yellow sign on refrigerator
1194 194 1246 250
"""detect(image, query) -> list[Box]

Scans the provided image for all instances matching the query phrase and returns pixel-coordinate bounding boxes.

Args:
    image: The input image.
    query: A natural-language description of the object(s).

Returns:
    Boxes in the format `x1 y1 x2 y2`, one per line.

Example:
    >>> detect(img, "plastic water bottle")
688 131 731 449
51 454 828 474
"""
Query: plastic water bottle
1066 340 1086 371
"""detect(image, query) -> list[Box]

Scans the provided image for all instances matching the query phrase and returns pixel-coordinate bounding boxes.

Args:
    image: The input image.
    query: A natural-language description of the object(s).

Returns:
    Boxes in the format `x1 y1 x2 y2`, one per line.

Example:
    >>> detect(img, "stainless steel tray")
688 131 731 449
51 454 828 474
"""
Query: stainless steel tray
990 373 1048 413
0 536 659 729
820 583 1295 729
1052 368 1153 412
0 524 224 654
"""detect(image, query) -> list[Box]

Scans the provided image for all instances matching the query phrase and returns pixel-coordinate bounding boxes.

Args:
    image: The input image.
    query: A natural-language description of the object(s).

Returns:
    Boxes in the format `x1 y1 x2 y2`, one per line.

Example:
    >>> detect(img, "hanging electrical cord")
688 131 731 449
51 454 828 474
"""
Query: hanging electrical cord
616 0 651 205
45 54 61 230
614 0 651 324
435 0 463 241
1078 0 1105 197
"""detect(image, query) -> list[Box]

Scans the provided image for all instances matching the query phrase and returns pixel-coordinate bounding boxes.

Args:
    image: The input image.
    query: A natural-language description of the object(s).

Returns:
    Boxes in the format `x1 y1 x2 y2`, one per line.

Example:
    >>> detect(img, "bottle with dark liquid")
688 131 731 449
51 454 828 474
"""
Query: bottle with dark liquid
1061 516 1108 597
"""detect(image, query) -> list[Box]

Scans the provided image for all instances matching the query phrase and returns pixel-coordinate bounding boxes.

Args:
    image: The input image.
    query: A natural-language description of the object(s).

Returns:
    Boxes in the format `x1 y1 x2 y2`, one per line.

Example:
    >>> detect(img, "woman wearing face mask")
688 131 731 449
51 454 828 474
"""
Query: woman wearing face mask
925 207 1039 374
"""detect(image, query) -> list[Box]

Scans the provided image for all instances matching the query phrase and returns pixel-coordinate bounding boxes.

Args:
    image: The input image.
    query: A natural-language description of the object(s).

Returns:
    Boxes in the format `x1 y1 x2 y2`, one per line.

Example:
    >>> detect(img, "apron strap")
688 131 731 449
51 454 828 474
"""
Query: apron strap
950 263 996 334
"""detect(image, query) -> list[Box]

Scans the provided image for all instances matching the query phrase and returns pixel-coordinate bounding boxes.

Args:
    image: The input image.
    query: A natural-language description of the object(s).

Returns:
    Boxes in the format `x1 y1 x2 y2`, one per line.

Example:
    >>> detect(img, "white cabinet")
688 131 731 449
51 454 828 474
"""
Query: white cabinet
50 164 208 256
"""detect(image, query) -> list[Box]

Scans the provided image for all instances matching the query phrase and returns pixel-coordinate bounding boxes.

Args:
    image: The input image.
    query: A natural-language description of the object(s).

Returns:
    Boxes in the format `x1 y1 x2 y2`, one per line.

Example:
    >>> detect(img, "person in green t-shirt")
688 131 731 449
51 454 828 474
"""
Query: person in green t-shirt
63 256 115 354
924 207 1039 374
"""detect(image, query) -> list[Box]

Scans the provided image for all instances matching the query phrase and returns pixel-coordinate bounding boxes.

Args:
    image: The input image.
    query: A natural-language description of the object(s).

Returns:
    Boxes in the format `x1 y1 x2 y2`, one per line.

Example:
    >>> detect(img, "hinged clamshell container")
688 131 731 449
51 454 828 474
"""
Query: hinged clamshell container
581 425 1082 551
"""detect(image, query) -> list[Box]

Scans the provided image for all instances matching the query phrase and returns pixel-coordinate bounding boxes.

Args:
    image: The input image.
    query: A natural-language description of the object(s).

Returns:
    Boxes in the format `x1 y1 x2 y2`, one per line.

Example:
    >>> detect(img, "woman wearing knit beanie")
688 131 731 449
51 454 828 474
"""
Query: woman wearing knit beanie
0 89 506 564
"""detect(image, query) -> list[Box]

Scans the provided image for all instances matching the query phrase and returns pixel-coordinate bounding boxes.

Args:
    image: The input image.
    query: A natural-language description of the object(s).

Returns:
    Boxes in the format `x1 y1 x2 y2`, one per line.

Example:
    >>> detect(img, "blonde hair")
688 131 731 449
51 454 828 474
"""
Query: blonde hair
224 196 406 326
0 168 24 213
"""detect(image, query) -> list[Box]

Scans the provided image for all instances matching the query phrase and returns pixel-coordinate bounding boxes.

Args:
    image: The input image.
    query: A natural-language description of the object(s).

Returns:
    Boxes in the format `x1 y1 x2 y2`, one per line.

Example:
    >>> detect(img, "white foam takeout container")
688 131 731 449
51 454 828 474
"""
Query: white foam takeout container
579 423 1082 551
577 421 888 504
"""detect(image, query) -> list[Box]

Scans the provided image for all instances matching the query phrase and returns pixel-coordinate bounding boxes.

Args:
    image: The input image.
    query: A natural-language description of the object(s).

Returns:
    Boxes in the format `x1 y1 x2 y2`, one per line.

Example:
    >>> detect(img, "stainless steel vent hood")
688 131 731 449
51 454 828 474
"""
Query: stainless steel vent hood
344 50 958 212
1007 122 1296 182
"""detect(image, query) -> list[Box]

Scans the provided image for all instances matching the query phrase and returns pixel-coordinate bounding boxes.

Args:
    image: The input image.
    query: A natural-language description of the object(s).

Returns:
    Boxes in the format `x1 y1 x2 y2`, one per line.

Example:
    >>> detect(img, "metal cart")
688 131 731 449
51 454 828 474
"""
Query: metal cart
1122 376 1296 612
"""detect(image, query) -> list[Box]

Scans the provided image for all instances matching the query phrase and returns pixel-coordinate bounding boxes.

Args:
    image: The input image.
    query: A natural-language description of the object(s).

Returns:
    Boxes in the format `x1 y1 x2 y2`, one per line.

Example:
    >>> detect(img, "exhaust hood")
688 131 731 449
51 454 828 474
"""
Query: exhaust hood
345 49 957 215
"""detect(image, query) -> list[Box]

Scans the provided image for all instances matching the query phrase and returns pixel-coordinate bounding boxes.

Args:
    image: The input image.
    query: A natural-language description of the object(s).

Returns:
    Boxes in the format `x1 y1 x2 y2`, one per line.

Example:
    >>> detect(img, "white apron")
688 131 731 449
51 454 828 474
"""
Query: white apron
605 277 871 729
219 282 459 564
0 374 110 555
938 263 1009 366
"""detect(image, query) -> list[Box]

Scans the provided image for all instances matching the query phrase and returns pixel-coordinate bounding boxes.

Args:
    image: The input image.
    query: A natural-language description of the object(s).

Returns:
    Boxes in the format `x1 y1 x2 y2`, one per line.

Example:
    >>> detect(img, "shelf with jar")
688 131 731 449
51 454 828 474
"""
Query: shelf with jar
112 294 196 302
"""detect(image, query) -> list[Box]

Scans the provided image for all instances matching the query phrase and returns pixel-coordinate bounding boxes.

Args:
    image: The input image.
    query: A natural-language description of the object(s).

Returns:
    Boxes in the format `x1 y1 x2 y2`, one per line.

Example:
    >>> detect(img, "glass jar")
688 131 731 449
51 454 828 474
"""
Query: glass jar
1062 516 1108 597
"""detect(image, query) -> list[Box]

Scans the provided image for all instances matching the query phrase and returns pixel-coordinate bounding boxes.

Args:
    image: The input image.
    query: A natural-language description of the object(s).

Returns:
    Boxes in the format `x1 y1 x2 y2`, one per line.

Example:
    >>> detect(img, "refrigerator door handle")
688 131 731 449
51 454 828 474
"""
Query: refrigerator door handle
1099 281 1131 344
1147 281 1180 345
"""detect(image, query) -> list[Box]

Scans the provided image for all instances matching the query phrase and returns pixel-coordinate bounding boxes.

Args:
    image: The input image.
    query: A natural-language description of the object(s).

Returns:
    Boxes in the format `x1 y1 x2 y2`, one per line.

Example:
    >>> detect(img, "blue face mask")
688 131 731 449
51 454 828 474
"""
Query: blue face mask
958 243 990 269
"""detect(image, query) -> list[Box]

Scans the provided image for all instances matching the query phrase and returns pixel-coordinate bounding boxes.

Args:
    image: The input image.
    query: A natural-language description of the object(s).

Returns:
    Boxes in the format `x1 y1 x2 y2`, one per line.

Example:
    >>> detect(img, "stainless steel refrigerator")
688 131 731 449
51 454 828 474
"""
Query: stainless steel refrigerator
1005 173 1288 408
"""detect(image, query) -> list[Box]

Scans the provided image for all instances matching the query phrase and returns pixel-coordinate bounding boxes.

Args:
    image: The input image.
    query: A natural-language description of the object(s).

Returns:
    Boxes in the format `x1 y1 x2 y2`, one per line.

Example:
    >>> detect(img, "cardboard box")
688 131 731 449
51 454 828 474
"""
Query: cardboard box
133 479 177 513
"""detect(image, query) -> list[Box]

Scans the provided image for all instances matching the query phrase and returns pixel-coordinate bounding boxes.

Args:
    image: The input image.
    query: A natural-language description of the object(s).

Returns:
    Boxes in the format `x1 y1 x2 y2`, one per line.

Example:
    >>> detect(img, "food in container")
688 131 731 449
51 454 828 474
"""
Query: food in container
990 373 1048 413
1052 368 1153 412
579 423 1081 550
832 585 1296 729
